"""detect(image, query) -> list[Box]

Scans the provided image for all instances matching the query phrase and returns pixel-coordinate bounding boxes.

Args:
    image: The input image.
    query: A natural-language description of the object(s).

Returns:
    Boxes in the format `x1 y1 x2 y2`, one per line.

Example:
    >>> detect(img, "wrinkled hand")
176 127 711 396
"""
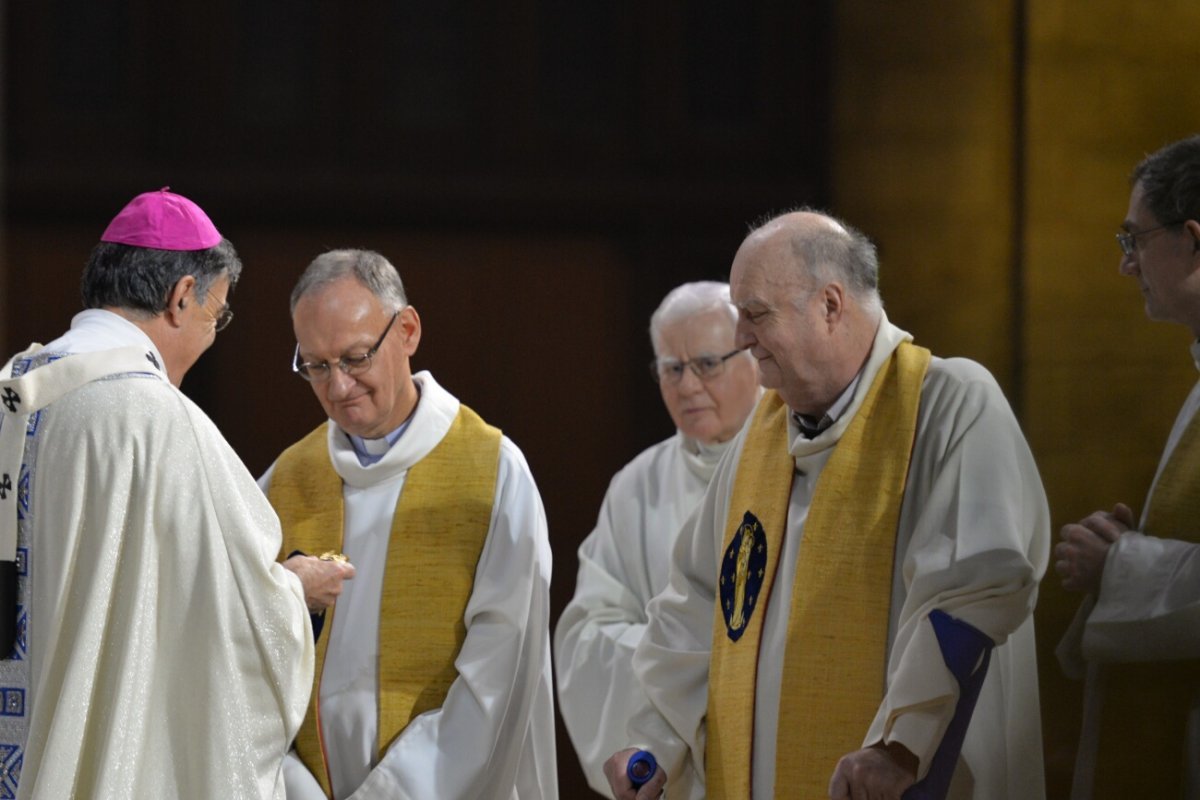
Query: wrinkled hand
283 554 356 612
829 741 917 800
1054 503 1134 593
604 748 667 800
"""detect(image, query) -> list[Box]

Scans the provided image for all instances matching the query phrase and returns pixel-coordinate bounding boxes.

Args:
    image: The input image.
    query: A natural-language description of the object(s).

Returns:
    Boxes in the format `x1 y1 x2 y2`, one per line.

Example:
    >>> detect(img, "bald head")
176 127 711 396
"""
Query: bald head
747 210 882 314
751 209 847 239
730 209 883 414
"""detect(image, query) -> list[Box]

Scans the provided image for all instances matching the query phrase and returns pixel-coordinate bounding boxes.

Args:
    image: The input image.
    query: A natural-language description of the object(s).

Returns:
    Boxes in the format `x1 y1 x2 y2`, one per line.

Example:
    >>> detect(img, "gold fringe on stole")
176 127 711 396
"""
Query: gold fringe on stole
269 407 501 799
706 342 929 799
1092 405 1200 799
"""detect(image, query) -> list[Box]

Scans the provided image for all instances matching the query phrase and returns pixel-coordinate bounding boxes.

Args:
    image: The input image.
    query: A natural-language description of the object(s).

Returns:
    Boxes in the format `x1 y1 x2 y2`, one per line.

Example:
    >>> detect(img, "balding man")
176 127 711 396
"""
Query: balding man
555 281 759 796
605 210 1049 800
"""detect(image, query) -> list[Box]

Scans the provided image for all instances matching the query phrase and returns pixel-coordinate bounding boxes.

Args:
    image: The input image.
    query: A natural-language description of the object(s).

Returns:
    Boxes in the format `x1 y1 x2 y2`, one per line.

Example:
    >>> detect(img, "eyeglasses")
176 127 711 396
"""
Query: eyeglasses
293 311 399 383
651 349 744 385
1116 220 1186 257
201 291 234 332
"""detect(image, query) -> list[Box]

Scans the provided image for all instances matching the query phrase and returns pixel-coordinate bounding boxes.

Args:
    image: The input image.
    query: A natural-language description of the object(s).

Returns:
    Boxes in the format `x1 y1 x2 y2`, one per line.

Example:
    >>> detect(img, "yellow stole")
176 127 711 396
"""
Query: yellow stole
1093 400 1200 799
706 342 930 799
268 407 501 799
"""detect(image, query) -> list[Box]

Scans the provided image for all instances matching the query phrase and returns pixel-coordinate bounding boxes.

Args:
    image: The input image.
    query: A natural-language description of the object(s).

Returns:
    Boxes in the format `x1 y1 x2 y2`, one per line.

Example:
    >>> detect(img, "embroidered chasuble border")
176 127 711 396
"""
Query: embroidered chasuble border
0 353 53 799
1091 404 1200 798
270 407 501 799
706 341 929 800
0 346 167 798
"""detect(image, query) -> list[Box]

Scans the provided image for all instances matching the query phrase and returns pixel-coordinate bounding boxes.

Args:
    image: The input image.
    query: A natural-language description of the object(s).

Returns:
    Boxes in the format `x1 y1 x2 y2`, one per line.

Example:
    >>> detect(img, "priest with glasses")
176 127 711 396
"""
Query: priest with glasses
260 248 558 800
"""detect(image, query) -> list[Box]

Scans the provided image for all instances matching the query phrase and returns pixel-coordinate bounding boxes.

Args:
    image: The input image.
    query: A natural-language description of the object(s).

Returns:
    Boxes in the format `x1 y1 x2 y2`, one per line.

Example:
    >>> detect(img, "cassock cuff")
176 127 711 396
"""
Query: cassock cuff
865 616 957 778
1083 532 1200 662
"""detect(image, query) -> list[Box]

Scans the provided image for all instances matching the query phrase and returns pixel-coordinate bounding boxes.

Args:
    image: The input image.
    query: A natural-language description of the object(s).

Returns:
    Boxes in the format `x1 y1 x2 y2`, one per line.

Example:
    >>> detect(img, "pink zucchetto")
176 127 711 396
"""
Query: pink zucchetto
99 187 222 251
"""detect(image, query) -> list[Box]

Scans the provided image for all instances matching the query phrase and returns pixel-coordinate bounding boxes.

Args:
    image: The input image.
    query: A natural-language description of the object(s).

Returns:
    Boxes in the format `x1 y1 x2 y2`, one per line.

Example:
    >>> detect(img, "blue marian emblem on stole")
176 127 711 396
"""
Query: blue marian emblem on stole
719 511 768 642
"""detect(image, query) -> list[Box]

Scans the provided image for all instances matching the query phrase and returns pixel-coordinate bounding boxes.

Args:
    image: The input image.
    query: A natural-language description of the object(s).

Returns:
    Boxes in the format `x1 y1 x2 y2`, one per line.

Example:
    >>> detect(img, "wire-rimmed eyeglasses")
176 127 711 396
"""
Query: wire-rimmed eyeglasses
201 291 234 332
293 311 399 383
1117 220 1186 257
651 349 744 385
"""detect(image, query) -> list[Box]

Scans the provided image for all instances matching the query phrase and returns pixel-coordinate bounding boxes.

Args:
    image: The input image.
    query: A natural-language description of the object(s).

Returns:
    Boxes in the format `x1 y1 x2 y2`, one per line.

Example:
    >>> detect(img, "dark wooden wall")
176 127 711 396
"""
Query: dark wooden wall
2 2 831 796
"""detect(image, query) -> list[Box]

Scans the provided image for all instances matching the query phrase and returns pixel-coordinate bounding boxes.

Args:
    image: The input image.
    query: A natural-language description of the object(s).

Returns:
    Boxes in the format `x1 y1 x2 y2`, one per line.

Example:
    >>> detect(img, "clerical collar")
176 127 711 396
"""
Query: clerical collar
679 432 734 483
694 438 729 461
345 384 423 466
348 419 413 466
792 372 863 439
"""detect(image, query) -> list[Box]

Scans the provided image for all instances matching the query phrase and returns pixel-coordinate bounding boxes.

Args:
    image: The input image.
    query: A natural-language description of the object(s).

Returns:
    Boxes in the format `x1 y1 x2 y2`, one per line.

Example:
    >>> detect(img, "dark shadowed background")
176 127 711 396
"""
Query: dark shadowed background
4 2 1200 796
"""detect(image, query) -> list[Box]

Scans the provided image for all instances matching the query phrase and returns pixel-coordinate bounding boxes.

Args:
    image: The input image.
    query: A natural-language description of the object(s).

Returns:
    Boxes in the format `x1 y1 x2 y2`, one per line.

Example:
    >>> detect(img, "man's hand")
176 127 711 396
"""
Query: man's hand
1054 503 1134 593
604 748 667 799
829 741 917 800
282 554 356 612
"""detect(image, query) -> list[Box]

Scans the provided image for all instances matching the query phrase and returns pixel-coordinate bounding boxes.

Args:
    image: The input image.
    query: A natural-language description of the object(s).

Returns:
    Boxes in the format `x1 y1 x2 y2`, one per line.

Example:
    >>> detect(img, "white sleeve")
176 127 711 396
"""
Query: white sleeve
25 381 315 799
283 751 327 800
1082 532 1200 661
553 475 652 796
347 439 556 800
866 365 1050 774
625 445 741 800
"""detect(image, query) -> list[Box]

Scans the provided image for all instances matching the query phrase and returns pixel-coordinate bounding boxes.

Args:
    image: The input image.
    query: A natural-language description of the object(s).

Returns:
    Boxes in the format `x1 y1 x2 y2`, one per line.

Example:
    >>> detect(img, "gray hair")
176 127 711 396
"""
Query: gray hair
81 239 242 316
649 281 737 356
1132 134 1200 226
751 207 883 317
290 249 407 313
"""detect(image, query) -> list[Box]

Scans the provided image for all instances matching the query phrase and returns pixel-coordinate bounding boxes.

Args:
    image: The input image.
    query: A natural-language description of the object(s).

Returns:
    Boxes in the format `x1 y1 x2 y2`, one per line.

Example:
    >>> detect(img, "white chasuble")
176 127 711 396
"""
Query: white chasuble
629 314 1049 800
262 371 558 800
554 431 732 795
2 310 313 799
1059 340 1200 799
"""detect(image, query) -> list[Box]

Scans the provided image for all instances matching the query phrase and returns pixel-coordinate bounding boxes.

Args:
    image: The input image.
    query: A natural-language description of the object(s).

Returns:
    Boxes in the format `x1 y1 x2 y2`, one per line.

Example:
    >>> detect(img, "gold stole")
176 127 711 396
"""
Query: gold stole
1093 400 1200 799
706 342 929 799
268 407 501 799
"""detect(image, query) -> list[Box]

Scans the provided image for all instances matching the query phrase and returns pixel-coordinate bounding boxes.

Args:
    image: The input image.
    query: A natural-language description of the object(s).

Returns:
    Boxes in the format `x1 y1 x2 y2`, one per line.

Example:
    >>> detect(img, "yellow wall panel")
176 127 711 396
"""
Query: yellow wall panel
1025 6 1200 792
832 1 1018 391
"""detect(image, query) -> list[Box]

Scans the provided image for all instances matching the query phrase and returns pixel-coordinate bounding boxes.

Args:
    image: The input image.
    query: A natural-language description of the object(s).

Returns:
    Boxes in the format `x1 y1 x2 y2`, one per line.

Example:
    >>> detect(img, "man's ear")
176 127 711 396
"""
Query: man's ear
398 305 422 356
164 275 198 328
821 282 846 327
1186 219 1200 256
